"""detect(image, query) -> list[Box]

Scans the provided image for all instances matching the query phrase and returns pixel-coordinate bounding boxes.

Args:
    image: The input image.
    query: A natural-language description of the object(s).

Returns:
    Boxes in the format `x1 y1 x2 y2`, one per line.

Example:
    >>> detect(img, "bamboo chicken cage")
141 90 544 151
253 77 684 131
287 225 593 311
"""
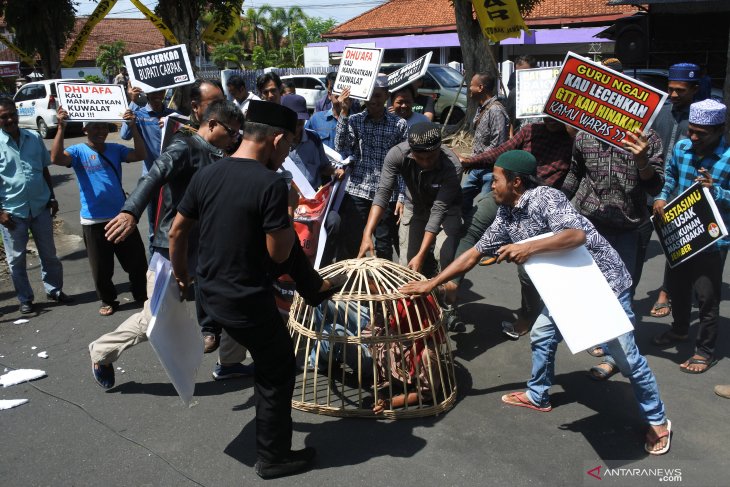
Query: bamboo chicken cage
287 257 457 419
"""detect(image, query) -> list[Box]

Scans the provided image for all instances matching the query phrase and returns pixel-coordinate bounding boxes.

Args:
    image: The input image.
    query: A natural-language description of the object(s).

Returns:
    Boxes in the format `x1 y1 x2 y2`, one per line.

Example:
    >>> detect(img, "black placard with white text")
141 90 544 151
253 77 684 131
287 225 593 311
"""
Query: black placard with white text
124 45 195 92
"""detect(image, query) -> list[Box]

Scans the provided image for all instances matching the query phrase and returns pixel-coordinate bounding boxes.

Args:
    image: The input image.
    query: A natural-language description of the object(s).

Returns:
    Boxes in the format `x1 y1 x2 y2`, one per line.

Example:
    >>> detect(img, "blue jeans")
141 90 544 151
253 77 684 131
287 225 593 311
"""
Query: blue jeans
461 169 493 217
0 209 63 304
526 290 667 425
309 301 372 375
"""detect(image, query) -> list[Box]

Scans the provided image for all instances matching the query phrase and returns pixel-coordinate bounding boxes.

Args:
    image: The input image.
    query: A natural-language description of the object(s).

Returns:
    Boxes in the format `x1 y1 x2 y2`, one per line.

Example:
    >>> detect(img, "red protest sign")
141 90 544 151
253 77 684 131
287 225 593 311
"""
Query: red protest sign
543 52 667 149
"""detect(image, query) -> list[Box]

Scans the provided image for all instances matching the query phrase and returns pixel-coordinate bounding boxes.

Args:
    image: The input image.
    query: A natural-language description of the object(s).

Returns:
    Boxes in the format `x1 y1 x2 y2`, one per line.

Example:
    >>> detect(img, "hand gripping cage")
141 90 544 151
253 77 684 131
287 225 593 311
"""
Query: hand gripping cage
287 257 457 418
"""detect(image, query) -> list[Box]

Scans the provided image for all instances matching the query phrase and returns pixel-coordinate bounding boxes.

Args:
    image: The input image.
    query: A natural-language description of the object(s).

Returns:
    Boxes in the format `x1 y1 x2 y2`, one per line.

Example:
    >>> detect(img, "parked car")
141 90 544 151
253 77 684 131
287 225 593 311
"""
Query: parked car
625 68 724 102
13 78 86 138
280 75 328 111
379 63 468 125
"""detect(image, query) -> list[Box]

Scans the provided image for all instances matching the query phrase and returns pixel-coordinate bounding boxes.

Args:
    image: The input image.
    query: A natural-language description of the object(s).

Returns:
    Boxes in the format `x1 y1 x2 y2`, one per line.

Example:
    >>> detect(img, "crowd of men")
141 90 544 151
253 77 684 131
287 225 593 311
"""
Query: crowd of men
1 58 729 477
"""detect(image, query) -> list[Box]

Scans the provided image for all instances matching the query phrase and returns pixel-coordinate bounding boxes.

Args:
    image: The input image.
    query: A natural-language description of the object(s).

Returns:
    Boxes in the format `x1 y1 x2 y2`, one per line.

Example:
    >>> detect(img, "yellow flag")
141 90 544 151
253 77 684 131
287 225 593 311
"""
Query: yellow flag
202 1 244 45
130 0 179 45
0 33 35 66
473 0 530 43
61 0 118 68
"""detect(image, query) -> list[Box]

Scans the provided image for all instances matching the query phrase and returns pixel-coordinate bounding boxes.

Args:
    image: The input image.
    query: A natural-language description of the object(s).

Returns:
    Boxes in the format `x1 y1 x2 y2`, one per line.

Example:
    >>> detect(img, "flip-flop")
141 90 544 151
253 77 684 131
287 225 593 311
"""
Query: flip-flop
645 419 672 455
587 346 606 357
501 391 552 412
589 361 618 381
501 321 519 340
680 356 717 374
650 302 671 318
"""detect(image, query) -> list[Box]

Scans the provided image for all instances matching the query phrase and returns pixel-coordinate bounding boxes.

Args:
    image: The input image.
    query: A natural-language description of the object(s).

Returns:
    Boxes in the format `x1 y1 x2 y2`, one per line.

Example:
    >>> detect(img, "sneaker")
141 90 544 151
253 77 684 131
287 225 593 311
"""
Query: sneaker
255 447 316 479
442 305 464 332
212 362 254 380
92 362 115 389
501 321 520 340
47 291 73 303
19 302 34 314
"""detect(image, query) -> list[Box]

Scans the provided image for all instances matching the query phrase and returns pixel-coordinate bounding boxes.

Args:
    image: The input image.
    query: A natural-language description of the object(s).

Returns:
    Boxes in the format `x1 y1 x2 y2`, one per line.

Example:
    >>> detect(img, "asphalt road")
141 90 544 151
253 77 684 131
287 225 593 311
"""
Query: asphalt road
0 131 728 486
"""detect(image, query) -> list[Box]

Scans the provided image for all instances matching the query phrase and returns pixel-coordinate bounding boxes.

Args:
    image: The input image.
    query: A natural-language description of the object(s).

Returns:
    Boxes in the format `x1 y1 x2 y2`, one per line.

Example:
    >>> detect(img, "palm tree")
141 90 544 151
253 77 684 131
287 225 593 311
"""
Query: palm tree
246 7 266 47
96 41 128 80
260 6 287 52
279 7 306 64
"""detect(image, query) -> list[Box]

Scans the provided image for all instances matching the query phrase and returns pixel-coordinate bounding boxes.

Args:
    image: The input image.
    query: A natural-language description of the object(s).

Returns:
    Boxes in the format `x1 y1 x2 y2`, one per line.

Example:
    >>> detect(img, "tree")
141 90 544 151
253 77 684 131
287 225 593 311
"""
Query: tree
0 0 76 78
452 0 544 129
96 41 128 80
246 7 267 47
279 6 306 64
211 42 248 69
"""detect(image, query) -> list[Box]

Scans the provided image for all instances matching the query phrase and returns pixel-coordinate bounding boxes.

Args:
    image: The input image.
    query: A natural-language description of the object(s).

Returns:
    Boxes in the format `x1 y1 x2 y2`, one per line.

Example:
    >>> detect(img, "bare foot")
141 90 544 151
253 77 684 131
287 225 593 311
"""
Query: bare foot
646 422 670 454
680 354 715 373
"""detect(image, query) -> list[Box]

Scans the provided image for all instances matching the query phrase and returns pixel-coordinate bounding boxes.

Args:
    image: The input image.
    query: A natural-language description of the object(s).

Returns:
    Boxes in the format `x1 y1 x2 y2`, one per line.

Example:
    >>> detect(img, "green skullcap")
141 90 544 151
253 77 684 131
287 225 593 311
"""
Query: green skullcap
495 150 537 176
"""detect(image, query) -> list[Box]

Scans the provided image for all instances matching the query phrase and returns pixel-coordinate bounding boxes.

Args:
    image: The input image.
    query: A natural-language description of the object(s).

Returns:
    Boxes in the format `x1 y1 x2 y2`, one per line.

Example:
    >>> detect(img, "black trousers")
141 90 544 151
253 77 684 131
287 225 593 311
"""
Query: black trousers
82 223 148 305
222 309 296 462
201 241 324 337
336 193 397 261
666 249 727 359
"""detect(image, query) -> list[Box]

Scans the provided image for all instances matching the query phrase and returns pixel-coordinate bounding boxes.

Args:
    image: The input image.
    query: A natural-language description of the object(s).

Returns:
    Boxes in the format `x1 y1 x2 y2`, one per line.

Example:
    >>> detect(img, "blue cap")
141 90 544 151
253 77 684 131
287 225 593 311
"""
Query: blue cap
280 94 309 120
668 63 700 82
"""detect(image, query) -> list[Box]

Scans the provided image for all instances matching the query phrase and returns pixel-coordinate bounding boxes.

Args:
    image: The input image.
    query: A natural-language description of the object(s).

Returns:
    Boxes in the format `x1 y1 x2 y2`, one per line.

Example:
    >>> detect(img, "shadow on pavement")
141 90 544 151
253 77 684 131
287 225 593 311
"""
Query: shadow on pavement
108 377 254 397
450 301 515 362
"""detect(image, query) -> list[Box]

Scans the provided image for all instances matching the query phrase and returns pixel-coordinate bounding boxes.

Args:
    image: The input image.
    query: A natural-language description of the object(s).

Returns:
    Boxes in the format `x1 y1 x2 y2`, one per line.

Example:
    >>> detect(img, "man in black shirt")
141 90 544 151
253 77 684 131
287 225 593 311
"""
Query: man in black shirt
170 101 334 479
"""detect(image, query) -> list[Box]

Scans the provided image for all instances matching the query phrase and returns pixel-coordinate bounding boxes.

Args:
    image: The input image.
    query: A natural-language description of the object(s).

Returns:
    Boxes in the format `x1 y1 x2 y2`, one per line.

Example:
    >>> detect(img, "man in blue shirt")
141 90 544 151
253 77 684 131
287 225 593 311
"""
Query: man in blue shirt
0 98 70 314
652 100 730 374
306 88 339 150
52 107 148 317
121 88 178 246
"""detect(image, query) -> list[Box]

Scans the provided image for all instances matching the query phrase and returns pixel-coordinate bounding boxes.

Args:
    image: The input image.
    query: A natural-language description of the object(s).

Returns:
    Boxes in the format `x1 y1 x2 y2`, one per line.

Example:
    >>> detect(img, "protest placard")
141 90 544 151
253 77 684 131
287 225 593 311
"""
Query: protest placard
56 83 128 122
124 45 194 93
522 233 634 354
515 66 560 119
387 52 432 92
652 182 728 268
543 52 667 149
333 46 384 101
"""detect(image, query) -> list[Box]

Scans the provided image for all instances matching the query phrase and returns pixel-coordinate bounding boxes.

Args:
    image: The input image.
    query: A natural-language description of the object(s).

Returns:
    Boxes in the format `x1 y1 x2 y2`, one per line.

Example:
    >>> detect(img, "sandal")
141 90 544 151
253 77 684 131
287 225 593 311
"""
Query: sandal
99 302 119 316
589 361 618 381
649 302 671 318
645 419 672 455
501 391 552 412
652 330 689 347
680 356 717 374
587 346 606 357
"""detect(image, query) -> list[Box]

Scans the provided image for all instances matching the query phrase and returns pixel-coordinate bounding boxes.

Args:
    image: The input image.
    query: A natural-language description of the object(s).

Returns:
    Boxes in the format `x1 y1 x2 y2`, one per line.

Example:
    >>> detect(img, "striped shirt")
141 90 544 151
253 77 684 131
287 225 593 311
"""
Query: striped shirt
475 186 632 295
657 137 730 251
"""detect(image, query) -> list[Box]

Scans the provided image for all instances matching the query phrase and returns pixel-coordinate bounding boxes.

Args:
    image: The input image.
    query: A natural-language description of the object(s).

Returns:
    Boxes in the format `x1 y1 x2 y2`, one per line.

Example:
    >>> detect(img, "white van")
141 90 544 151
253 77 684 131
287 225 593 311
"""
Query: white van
14 78 86 138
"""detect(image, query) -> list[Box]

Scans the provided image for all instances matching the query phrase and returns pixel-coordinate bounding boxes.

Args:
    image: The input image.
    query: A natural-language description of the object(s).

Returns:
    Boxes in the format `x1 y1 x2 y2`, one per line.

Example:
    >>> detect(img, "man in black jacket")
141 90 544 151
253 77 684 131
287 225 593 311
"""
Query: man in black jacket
88 100 244 389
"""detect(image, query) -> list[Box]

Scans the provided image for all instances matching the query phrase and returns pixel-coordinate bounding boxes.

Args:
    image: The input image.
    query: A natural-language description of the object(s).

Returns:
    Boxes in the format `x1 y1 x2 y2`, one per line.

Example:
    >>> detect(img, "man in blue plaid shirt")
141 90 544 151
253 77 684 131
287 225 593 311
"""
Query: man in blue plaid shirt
334 77 408 260
652 99 730 374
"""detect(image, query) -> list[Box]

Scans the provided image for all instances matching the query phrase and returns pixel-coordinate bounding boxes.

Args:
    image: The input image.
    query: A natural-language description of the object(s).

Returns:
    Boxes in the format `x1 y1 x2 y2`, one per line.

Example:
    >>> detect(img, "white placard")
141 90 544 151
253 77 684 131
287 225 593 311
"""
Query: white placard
521 233 634 354
332 46 384 101
283 157 317 199
515 67 561 119
304 46 330 68
56 83 128 122
124 45 195 93
146 255 203 406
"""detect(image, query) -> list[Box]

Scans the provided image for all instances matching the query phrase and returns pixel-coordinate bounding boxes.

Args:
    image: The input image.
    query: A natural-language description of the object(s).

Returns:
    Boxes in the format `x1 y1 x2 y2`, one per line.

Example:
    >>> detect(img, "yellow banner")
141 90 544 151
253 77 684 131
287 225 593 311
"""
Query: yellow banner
473 0 530 43
0 33 35 66
130 0 179 45
62 0 118 68
202 1 244 45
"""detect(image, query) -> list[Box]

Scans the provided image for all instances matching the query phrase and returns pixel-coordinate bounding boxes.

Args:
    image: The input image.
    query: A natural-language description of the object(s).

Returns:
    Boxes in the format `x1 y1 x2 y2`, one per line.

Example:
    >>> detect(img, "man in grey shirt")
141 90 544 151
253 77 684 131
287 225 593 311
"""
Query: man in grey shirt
358 122 462 275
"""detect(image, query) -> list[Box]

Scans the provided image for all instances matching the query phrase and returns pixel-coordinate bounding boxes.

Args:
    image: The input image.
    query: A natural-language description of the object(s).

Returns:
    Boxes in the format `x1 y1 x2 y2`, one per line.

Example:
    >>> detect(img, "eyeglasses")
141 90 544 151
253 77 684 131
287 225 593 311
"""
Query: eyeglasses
213 119 240 139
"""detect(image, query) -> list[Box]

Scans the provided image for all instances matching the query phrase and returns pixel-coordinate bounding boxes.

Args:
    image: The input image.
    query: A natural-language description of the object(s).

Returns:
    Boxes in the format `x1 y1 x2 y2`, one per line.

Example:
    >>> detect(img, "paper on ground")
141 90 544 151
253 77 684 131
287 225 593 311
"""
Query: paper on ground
146 256 203 406
1 369 46 387
13 319 28 325
521 233 633 354
0 399 28 410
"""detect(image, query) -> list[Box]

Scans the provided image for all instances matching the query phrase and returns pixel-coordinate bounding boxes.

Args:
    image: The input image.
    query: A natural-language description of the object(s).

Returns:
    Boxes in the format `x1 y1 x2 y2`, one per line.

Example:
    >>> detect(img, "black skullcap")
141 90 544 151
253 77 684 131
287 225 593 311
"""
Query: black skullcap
408 122 442 151
495 150 537 176
245 100 297 134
